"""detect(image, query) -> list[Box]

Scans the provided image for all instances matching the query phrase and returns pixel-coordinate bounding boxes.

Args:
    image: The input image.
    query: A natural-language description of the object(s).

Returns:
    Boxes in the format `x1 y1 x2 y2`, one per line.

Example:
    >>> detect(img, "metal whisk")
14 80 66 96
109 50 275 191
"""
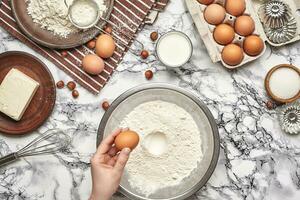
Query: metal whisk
0 129 71 167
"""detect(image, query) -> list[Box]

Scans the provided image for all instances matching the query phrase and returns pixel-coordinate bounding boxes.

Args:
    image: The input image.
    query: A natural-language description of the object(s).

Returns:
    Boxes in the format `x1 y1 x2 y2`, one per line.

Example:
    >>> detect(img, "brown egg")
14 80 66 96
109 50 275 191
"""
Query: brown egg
204 4 226 25
96 34 116 58
225 0 246 16
115 130 140 150
82 54 105 75
197 0 214 5
243 35 264 56
235 15 255 36
222 44 244 66
213 24 235 45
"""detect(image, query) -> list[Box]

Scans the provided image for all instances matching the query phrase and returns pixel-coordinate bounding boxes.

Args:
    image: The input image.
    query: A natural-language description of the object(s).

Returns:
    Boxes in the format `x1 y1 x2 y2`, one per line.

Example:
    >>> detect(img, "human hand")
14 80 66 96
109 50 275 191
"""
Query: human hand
89 128 131 200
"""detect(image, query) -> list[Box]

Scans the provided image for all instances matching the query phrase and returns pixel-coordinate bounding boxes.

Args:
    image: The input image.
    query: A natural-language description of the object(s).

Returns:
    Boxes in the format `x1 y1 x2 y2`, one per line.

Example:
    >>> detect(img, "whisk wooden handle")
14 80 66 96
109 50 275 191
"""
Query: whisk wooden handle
0 153 18 167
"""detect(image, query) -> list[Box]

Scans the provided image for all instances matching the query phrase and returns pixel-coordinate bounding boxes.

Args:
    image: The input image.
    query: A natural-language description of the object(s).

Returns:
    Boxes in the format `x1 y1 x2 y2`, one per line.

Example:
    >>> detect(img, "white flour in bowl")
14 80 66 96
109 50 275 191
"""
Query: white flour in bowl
120 100 203 196
26 0 106 37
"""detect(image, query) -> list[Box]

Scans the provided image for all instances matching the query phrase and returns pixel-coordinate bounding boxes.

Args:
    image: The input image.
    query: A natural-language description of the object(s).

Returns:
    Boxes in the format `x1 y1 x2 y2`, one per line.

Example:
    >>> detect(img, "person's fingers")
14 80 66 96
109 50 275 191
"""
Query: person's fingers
108 146 119 157
114 148 131 173
107 157 117 166
96 128 122 157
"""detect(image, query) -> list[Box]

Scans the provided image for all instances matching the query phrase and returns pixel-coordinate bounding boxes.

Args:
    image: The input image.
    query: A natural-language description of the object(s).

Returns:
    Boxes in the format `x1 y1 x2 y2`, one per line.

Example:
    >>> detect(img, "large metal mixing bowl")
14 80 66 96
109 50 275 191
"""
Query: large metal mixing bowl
97 84 220 200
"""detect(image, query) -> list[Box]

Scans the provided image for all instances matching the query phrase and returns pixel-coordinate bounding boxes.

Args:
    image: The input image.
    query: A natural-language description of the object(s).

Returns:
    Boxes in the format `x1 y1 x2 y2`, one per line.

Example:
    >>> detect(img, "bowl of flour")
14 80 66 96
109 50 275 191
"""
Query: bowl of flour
97 84 220 200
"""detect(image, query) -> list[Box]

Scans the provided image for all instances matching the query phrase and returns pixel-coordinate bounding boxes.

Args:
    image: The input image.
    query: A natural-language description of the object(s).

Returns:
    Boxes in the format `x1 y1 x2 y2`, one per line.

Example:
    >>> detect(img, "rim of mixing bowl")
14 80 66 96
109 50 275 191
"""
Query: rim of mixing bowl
97 83 220 200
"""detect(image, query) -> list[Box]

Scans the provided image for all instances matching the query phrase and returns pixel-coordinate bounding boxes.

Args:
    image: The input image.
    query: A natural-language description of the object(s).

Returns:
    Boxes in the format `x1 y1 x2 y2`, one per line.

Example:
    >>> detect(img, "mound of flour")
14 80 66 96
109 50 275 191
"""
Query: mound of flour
120 100 203 196
26 0 106 37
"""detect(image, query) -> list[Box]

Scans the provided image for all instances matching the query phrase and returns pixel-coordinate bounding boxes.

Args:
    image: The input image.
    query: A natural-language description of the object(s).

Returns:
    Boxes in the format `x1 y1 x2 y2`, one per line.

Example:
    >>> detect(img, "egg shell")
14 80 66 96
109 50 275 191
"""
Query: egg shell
115 130 140 150
96 34 116 58
222 44 244 66
82 54 105 75
225 0 246 16
213 24 235 45
243 35 264 56
204 4 226 25
234 15 255 36
197 0 214 5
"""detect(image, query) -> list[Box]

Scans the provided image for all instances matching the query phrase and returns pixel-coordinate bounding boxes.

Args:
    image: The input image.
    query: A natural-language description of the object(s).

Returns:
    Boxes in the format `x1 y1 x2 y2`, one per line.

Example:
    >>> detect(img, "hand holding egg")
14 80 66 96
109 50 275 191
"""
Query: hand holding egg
115 130 140 150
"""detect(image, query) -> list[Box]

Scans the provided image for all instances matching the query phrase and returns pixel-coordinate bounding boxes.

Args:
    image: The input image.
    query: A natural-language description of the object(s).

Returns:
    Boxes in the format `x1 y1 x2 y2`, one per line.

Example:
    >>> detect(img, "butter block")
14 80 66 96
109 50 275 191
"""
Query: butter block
0 68 40 121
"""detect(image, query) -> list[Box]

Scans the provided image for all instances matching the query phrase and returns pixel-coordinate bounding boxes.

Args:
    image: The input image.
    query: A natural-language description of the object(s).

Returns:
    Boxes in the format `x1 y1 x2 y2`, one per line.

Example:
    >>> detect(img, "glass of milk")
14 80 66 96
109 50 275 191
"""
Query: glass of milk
155 31 193 69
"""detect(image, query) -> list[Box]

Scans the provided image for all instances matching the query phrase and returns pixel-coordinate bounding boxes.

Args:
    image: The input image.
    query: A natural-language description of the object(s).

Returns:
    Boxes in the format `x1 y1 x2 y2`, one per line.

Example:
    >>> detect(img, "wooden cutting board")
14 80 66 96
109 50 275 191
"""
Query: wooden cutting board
0 51 56 135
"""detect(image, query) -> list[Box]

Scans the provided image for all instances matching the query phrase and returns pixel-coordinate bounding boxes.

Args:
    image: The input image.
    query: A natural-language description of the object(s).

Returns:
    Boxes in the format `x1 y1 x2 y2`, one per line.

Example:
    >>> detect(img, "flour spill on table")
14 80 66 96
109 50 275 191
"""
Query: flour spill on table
120 100 203 196
26 0 107 37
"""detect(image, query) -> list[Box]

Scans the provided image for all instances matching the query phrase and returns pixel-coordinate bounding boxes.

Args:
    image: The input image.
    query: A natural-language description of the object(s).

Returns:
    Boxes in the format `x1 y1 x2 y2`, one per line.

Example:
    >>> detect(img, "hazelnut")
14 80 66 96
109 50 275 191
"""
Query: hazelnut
266 100 274 110
56 80 64 89
104 26 112 34
61 50 68 57
150 31 158 41
140 50 149 59
102 101 110 111
145 70 153 80
87 40 96 49
67 81 76 91
72 90 79 98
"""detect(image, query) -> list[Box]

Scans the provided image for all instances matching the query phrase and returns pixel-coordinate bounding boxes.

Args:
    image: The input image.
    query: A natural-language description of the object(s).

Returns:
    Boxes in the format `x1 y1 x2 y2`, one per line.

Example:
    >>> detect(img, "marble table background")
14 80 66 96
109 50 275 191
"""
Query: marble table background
0 0 300 199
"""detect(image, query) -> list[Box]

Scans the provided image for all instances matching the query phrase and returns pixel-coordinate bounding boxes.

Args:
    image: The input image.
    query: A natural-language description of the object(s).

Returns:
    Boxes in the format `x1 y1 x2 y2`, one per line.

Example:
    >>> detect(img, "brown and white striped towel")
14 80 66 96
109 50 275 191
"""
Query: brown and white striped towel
0 0 169 94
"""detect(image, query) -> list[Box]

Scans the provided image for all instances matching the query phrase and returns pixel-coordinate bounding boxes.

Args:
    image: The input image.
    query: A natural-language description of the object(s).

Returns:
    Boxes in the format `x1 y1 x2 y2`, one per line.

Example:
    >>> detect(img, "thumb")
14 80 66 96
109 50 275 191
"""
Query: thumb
114 148 131 173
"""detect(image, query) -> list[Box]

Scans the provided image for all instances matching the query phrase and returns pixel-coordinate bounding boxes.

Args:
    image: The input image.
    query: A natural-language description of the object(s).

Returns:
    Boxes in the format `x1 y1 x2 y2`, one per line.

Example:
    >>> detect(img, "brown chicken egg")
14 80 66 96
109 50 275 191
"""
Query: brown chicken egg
115 130 140 150
204 4 226 25
243 35 264 56
213 24 235 45
197 0 214 5
234 15 255 36
82 54 105 75
96 34 116 58
225 0 246 16
222 44 244 66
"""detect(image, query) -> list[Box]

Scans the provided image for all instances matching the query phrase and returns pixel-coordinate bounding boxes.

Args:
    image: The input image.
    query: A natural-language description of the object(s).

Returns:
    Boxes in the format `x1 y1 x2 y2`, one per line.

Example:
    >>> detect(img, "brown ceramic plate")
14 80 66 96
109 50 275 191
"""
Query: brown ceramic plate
0 51 56 135
10 0 114 49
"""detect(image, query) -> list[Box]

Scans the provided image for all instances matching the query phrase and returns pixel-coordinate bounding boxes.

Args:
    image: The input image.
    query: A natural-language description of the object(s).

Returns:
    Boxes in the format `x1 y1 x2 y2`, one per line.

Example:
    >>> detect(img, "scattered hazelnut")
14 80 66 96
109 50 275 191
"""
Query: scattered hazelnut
150 31 158 41
266 100 274 110
67 81 76 91
61 50 68 57
104 26 113 34
140 50 149 59
72 90 79 98
56 80 65 89
87 40 96 49
102 101 110 111
145 70 153 80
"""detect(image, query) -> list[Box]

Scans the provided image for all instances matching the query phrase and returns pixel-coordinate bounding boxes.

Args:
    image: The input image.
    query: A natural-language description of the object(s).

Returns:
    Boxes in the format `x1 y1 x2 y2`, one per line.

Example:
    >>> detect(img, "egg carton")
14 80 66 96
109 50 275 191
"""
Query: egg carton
185 0 300 69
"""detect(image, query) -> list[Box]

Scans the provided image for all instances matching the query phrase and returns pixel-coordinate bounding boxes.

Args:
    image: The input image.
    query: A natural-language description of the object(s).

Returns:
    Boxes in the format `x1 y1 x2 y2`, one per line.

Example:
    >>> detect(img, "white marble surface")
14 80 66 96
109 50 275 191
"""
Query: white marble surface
1 0 300 199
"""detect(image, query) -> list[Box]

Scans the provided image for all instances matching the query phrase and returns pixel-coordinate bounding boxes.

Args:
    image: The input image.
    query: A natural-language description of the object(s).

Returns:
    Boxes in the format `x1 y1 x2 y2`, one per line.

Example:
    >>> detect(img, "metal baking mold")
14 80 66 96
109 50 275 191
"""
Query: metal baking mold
278 101 300 135
264 17 297 43
259 0 292 28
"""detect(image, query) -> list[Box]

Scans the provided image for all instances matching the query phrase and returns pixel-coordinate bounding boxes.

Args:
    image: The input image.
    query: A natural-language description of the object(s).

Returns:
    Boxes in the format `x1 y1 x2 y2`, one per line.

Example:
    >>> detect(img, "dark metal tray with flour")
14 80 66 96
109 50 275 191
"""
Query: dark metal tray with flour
0 51 56 135
10 0 114 49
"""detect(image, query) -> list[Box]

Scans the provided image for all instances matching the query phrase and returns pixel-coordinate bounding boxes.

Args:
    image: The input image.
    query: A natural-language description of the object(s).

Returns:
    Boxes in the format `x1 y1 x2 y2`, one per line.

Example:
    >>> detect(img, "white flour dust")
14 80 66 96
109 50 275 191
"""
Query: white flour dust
26 0 106 37
120 100 203 196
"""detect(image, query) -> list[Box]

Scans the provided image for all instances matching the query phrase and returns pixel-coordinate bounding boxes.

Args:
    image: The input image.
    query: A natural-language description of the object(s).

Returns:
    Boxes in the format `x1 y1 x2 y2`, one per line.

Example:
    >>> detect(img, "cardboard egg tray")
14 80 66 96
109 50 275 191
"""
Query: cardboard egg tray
185 0 300 69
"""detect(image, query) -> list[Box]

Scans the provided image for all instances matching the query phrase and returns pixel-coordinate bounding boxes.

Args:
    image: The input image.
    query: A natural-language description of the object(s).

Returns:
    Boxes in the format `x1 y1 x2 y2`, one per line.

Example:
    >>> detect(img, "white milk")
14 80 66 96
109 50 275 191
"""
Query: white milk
269 67 300 99
156 31 192 67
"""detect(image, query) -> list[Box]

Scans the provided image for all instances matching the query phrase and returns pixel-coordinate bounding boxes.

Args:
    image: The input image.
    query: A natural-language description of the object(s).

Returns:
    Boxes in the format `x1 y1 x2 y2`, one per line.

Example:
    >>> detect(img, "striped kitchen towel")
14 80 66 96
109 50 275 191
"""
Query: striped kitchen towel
0 0 169 94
